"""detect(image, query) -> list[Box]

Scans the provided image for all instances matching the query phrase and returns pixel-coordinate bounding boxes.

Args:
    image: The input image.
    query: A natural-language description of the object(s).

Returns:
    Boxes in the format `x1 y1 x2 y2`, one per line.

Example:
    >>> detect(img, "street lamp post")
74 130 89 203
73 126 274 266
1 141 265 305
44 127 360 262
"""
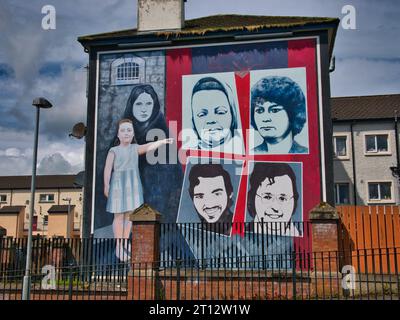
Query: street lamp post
22 97 53 301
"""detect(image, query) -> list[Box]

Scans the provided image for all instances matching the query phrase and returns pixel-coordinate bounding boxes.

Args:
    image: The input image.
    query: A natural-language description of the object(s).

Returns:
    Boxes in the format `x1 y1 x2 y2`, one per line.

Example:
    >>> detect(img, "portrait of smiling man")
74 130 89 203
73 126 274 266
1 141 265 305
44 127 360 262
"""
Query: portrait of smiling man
250 69 309 154
187 163 235 236
247 162 302 237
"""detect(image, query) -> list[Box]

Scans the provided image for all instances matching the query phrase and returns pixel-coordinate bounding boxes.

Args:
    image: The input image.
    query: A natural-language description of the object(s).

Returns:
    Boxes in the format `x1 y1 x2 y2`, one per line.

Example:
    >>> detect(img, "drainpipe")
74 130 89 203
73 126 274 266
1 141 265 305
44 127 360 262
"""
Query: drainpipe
350 121 357 206
394 111 400 203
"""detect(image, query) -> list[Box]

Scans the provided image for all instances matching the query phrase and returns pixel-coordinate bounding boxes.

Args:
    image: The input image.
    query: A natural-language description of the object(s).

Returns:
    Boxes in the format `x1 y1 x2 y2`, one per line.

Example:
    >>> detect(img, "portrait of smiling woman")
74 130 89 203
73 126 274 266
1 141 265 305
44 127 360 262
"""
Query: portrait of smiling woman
250 70 308 154
182 73 245 155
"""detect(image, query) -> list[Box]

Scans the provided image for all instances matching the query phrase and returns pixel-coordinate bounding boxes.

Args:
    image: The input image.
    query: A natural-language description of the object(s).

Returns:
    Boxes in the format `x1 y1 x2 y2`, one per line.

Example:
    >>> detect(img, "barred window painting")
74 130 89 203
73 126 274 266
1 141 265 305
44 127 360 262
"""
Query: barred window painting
110 56 145 85
117 62 139 81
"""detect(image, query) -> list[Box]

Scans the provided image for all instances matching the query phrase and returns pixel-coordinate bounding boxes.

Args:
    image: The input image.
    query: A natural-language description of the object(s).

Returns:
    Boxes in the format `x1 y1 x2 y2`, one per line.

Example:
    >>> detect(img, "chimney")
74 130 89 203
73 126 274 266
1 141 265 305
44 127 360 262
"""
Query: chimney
137 0 185 32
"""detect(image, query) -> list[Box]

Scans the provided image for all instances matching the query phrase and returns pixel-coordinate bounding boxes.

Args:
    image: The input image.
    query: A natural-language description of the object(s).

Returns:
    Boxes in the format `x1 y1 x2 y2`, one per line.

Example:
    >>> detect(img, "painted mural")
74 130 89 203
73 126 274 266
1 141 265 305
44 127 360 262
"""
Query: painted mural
93 38 322 266
250 68 309 154
181 72 245 154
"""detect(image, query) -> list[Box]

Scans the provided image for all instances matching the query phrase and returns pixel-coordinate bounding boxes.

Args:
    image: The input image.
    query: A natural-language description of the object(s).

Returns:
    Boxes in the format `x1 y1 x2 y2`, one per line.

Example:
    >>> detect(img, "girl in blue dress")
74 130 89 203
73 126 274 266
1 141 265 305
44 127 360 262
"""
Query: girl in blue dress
104 118 173 261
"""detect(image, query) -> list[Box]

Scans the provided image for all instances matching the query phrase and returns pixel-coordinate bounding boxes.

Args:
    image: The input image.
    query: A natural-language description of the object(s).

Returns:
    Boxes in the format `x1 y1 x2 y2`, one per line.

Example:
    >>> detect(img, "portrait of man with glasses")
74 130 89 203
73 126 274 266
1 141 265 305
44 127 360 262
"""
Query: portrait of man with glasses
246 162 302 237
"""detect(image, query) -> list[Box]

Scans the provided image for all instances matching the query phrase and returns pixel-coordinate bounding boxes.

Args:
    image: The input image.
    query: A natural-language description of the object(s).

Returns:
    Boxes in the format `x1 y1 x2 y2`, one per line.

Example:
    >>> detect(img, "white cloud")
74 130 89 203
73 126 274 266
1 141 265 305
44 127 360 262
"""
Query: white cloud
0 149 84 176
5 147 20 157
0 125 85 176
37 152 78 175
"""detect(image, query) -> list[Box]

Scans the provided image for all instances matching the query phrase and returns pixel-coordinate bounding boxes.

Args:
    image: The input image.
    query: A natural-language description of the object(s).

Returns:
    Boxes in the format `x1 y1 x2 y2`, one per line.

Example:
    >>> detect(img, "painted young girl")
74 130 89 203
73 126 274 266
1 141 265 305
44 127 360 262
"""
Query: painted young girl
104 118 173 261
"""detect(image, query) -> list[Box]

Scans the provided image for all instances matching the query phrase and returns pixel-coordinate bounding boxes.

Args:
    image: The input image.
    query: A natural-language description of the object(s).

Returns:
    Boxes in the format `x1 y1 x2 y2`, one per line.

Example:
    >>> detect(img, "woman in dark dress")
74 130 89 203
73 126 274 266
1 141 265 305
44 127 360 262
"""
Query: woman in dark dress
123 84 183 223
123 84 192 263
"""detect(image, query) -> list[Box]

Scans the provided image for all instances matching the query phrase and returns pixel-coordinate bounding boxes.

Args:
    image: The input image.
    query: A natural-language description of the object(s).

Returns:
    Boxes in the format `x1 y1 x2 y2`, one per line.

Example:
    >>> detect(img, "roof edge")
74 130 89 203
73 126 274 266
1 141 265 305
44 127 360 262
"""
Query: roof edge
78 14 340 44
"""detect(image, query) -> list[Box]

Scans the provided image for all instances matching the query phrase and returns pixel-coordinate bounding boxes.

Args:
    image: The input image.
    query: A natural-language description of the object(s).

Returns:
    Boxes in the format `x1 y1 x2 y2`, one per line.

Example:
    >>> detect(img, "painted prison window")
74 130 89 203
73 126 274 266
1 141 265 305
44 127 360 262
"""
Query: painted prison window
110 56 145 85
365 134 389 154
117 62 139 81
333 136 347 158
334 183 350 204
368 182 392 202
39 194 55 203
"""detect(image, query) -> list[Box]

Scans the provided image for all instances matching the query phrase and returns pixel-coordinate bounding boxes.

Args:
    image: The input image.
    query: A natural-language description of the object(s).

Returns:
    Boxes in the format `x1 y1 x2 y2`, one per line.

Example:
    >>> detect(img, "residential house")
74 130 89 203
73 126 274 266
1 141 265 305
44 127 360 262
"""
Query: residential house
332 94 400 205
0 175 82 238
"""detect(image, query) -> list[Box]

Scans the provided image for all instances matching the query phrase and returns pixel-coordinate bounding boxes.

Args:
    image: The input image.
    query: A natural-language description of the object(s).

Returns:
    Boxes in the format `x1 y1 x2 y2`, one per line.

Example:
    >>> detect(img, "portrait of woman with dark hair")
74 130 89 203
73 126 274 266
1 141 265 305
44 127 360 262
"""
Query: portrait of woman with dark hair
250 74 308 154
122 84 184 224
247 162 302 237
182 73 244 155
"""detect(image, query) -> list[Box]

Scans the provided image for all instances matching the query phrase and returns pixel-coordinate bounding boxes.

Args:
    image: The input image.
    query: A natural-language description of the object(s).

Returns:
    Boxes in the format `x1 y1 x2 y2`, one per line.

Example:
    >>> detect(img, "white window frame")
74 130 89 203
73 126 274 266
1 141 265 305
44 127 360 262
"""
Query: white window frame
366 180 395 204
334 182 351 205
363 131 391 156
43 215 49 226
0 194 7 203
333 133 350 160
110 56 145 85
39 194 55 203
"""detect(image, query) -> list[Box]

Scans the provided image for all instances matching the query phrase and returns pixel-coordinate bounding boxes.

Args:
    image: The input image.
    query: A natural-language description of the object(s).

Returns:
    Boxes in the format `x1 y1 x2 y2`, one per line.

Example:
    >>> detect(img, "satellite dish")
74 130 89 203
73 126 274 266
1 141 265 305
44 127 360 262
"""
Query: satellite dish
69 122 86 139
74 171 85 188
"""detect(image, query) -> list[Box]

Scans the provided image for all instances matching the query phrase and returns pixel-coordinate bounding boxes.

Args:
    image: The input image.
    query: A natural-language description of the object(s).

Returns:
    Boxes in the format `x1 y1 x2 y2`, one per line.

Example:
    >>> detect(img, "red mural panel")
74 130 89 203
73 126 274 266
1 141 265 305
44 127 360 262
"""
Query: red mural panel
166 39 321 238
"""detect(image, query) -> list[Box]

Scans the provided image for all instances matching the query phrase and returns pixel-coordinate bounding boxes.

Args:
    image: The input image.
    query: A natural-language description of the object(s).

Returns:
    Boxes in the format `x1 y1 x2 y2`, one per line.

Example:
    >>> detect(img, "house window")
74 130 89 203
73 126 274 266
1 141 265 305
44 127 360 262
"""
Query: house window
368 182 392 202
334 136 348 158
334 183 350 204
365 134 389 154
43 215 48 226
0 194 7 203
110 56 145 85
39 194 55 203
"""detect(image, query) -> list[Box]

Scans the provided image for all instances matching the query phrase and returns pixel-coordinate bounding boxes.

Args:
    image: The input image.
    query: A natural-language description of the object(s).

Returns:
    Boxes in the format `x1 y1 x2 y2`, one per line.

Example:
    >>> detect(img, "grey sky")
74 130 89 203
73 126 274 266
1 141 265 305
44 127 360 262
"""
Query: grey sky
0 0 399 175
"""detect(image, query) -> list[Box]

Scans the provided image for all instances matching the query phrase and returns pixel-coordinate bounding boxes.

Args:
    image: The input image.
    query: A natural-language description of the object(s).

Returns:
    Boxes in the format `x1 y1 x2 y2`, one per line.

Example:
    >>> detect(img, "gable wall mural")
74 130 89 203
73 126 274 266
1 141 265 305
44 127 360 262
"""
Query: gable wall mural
92 38 325 266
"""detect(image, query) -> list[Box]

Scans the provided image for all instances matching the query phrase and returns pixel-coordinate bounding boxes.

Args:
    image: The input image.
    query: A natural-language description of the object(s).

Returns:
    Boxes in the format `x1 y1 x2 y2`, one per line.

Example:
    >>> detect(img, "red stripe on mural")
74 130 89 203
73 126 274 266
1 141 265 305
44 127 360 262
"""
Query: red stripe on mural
288 38 321 219
288 38 319 255
230 72 251 236
235 72 250 154
166 48 192 171
231 160 249 236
